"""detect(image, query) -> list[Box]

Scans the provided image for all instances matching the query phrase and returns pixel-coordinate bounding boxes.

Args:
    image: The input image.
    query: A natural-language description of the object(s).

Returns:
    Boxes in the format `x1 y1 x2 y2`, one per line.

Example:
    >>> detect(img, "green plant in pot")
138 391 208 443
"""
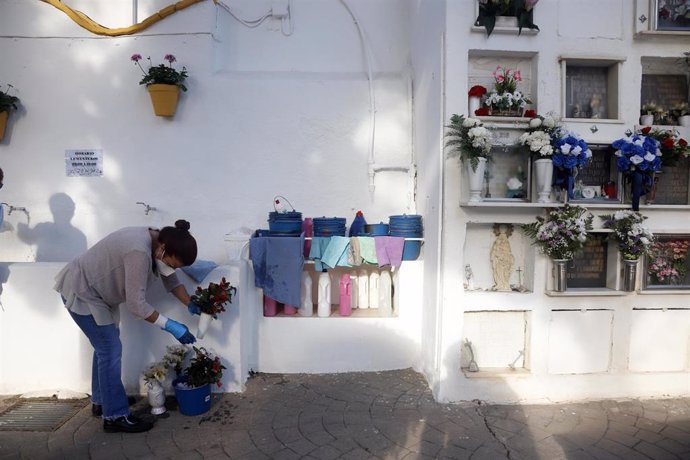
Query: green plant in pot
0 83 20 141
131 53 188 117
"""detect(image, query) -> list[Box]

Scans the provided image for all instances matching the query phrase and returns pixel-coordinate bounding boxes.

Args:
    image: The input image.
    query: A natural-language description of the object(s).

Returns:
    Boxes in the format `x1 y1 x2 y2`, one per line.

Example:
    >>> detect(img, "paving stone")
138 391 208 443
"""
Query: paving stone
661 425 690 446
633 440 679 460
603 427 641 447
656 437 690 455
595 439 649 460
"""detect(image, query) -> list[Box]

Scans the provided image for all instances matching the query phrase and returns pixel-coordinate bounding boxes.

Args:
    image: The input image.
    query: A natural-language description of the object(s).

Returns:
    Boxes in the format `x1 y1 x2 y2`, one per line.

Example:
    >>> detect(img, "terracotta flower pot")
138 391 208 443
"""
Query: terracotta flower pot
0 111 8 141
147 84 180 117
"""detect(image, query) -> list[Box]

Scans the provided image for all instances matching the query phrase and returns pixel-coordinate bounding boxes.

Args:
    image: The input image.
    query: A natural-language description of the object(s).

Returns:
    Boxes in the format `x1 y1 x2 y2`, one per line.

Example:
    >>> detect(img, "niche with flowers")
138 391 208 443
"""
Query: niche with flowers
640 56 689 127
468 50 538 119
643 234 690 289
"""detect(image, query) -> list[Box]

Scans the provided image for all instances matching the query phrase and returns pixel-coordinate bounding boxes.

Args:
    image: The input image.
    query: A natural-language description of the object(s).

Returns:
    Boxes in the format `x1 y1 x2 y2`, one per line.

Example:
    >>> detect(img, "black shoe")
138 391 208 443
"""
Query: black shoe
92 396 137 417
103 414 153 433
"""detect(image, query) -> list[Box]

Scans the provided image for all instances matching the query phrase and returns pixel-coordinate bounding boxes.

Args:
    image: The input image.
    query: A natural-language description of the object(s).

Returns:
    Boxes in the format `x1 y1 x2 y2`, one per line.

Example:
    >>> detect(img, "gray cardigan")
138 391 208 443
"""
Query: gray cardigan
54 227 181 325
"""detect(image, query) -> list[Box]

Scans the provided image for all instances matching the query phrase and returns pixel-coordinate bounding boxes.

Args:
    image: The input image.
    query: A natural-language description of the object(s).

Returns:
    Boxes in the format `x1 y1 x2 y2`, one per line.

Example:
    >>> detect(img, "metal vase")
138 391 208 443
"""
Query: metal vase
552 259 569 292
622 259 638 292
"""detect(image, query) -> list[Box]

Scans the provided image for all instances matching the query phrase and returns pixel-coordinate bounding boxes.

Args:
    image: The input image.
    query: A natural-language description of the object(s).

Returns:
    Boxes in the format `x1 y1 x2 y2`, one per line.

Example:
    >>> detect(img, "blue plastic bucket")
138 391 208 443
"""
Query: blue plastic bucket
402 240 422 261
173 378 211 416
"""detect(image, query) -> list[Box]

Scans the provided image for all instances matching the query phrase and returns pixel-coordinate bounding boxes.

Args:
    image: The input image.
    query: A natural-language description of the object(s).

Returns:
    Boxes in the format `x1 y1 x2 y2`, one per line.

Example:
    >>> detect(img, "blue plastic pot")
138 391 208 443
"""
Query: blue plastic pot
173 378 211 416
402 240 422 261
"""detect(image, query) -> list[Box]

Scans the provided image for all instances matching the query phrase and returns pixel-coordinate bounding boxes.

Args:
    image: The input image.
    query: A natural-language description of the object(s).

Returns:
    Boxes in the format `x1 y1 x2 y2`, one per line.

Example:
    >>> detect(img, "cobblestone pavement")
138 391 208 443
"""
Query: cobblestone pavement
0 369 688 459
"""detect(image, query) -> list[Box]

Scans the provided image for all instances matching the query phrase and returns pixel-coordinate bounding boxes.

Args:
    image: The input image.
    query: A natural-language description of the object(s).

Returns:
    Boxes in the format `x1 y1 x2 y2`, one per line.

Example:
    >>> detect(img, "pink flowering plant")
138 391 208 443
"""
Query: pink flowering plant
485 66 531 111
647 239 690 285
131 53 188 91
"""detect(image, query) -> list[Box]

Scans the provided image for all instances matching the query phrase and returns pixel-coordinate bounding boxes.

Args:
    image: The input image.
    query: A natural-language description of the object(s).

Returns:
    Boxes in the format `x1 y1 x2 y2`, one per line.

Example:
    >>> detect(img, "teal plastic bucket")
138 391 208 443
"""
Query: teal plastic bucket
173 378 211 416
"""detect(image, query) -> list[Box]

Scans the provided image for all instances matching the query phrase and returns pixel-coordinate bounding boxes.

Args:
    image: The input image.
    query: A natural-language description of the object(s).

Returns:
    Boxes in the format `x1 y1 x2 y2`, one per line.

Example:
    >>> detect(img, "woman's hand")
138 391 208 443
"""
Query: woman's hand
162 318 196 344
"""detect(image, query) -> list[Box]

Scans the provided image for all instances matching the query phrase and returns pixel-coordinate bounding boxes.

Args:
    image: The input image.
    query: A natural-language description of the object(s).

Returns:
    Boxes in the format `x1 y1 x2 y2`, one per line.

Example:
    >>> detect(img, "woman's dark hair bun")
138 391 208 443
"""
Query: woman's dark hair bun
174 219 191 232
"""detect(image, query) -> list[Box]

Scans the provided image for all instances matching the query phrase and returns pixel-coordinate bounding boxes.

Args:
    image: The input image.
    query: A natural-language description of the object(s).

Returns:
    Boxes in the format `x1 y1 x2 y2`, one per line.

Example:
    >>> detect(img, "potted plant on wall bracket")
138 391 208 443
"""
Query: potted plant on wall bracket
0 83 20 141
132 54 188 117
475 0 540 37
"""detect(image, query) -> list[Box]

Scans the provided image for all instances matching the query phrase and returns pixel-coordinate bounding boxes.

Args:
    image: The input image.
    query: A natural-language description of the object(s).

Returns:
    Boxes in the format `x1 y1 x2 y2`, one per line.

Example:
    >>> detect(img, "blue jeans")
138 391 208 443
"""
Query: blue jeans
68 311 129 419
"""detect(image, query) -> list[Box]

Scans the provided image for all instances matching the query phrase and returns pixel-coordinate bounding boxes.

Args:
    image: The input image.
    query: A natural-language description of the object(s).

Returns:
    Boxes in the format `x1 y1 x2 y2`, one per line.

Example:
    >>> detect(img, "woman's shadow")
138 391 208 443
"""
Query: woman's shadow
16 193 87 261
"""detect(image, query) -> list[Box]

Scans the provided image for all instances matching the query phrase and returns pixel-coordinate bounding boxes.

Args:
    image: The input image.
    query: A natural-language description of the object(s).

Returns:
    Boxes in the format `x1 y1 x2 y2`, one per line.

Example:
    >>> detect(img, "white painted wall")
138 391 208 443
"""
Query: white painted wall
439 0 690 403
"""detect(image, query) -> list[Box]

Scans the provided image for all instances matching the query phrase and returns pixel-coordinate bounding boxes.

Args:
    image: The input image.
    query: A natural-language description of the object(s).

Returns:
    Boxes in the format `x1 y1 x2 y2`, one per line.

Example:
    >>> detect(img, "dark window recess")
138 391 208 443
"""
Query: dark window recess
567 234 608 288
565 66 608 119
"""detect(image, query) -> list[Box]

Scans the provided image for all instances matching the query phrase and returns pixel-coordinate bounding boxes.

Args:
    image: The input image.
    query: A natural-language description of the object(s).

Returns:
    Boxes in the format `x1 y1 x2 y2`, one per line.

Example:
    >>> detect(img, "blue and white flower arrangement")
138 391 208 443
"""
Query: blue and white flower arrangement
551 132 592 199
611 133 662 175
552 132 592 170
611 132 662 210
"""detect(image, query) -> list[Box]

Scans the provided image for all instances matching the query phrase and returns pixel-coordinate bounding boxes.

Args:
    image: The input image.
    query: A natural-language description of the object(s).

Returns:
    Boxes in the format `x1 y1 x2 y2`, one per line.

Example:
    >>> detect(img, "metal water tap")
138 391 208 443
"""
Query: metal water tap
136 202 157 215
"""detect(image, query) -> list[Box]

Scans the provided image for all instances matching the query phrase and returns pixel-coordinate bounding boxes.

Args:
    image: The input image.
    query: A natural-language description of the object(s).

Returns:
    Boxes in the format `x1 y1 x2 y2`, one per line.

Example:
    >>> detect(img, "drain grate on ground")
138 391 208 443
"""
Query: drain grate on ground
0 399 87 432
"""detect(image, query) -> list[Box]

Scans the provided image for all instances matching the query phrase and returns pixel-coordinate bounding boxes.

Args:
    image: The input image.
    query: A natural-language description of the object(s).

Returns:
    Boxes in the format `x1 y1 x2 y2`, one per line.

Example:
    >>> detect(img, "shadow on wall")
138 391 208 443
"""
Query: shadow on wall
16 193 87 262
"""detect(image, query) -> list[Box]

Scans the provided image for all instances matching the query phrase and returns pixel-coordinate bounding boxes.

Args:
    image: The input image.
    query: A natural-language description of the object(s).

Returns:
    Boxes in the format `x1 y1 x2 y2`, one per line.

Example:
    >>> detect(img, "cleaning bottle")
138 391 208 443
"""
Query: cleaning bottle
349 210 367 237
300 271 313 316
339 274 352 317
378 270 392 316
350 270 359 309
317 271 331 317
369 271 380 309
357 269 369 309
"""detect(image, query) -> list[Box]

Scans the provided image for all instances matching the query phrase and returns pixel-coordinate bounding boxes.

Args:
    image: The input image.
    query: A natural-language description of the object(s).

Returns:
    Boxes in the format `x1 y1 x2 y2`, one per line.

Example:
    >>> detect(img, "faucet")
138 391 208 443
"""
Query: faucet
136 202 157 215
1 203 28 216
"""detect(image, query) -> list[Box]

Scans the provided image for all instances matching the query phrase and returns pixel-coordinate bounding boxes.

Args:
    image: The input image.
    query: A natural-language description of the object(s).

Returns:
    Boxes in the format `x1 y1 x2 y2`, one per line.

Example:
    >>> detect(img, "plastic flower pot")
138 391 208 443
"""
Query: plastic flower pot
147 84 180 117
173 377 211 416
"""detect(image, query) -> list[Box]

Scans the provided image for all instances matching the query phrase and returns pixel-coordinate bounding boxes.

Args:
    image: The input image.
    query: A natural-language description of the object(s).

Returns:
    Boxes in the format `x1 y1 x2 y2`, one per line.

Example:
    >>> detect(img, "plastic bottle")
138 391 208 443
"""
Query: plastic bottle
300 271 313 317
378 270 392 316
302 218 313 258
357 269 369 309
263 295 278 317
339 274 352 317
349 210 367 237
369 271 380 309
350 271 359 309
317 271 331 317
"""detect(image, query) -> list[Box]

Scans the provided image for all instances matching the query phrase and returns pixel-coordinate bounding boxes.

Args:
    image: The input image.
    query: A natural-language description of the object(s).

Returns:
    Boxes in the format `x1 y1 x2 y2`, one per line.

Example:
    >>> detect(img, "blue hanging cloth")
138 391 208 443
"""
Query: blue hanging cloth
553 167 575 199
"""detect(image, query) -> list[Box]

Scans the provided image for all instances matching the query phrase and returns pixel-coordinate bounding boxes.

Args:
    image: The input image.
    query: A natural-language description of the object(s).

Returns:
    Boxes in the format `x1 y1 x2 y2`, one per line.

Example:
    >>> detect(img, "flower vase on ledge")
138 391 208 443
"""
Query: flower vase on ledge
469 96 481 117
534 158 553 203
622 259 638 292
466 157 487 203
640 114 654 126
552 259 569 292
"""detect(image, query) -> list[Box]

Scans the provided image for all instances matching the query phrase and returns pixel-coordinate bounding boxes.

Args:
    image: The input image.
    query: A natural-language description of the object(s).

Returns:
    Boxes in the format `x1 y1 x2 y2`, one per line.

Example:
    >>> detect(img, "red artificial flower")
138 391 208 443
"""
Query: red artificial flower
662 138 675 149
468 85 487 97
474 107 490 116
523 109 537 118
679 138 688 146
641 126 652 135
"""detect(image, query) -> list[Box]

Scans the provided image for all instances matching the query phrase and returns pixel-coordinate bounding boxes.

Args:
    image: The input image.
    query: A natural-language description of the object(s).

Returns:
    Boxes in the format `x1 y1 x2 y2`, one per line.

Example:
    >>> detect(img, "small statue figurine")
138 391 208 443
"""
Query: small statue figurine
589 93 603 119
572 104 582 118
490 224 515 292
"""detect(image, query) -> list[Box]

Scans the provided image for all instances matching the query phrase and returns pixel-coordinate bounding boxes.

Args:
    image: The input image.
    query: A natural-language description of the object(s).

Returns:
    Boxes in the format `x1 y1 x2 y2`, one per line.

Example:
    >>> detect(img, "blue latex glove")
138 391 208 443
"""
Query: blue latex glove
163 319 196 344
187 300 202 316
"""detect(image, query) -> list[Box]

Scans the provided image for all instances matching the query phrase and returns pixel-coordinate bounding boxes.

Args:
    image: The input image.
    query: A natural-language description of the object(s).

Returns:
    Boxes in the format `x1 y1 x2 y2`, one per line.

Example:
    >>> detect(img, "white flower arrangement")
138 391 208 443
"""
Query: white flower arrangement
518 114 560 156
142 345 189 385
486 89 530 110
445 114 494 171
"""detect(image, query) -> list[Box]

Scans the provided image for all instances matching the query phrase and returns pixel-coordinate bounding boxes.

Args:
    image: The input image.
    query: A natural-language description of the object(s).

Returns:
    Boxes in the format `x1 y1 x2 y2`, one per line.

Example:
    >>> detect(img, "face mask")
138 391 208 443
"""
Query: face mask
155 253 176 277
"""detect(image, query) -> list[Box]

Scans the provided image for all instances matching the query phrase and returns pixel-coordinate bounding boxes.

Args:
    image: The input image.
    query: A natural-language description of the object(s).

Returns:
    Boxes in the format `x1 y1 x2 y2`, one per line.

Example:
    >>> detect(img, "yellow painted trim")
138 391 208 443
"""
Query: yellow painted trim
39 0 212 36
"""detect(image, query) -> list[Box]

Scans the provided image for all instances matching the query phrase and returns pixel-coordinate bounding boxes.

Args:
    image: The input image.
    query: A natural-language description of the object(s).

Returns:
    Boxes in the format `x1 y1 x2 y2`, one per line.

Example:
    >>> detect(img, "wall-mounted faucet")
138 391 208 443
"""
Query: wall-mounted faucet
1 203 29 216
136 201 157 215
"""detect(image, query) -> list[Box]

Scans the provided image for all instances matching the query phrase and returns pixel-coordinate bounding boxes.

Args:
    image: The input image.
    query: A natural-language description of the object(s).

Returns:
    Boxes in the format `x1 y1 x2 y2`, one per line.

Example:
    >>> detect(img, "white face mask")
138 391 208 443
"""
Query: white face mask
155 255 176 277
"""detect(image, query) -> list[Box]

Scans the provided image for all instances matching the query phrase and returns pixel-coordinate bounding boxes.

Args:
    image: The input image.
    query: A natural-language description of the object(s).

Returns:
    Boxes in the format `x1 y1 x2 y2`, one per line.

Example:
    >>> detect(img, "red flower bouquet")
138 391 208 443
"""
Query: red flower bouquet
523 109 537 118
474 107 490 116
468 85 487 97
190 277 236 319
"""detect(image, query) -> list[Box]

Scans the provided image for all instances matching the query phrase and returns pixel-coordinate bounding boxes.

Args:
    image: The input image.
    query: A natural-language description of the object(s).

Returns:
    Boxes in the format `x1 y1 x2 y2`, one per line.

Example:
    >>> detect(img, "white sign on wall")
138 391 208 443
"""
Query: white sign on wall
65 149 103 177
